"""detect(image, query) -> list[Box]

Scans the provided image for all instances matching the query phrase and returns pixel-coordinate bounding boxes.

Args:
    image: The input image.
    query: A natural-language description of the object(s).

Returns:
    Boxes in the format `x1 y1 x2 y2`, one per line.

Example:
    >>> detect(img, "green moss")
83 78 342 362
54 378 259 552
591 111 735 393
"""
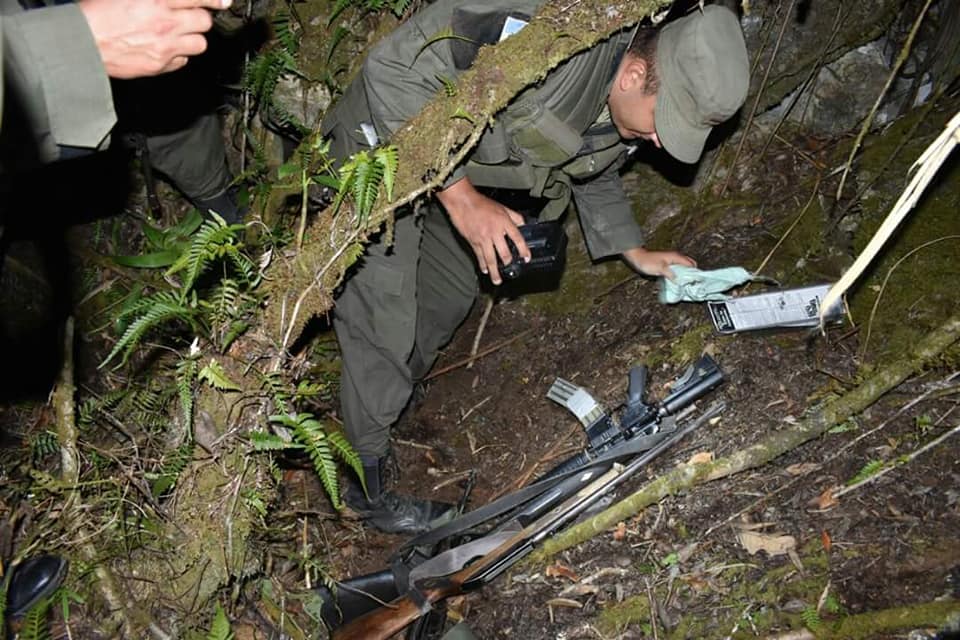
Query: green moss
845 100 960 368
597 545 836 638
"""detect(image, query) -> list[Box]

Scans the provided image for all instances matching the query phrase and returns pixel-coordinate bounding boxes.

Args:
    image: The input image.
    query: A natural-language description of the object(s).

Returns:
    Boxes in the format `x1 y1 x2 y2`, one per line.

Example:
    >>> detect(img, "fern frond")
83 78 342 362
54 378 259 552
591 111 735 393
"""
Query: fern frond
227 251 259 287
436 74 458 97
271 413 341 507
296 419 340 508
19 596 52 640
373 146 398 202
198 359 242 392
169 218 241 293
271 12 299 54
241 488 268 519
259 372 290 414
31 431 60 462
206 603 234 640
249 431 296 451
152 441 194 497
128 387 169 418
800 606 821 631
328 431 363 488
332 152 363 216
175 355 198 434
101 292 197 368
390 0 412 16
208 279 241 321
352 153 384 225
849 459 886 485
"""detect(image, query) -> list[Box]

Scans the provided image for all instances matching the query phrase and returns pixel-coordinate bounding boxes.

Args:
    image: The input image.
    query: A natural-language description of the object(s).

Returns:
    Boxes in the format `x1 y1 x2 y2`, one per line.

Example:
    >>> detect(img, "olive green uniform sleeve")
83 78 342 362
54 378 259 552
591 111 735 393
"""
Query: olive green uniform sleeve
571 160 646 258
1 2 115 164
357 0 544 183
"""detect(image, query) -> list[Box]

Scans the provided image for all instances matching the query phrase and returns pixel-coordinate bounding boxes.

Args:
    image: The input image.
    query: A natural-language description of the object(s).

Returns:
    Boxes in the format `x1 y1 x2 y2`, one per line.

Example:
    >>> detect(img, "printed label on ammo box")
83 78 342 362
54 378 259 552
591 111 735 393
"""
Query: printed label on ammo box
707 284 843 334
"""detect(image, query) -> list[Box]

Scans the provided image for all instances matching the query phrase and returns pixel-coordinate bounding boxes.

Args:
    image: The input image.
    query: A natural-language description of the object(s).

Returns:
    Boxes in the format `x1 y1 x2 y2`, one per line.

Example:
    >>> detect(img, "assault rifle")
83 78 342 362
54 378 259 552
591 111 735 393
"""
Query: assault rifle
322 355 725 639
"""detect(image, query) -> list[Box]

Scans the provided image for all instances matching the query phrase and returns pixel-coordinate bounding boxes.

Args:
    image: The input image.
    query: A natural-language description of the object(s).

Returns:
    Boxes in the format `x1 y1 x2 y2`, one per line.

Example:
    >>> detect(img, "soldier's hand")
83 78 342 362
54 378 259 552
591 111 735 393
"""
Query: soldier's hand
622 247 697 279
79 0 232 79
437 178 529 285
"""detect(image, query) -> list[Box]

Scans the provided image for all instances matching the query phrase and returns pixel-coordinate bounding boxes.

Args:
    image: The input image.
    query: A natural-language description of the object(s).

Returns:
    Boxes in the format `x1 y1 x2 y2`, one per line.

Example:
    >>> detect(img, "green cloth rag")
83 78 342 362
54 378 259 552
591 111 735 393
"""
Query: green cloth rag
659 265 754 303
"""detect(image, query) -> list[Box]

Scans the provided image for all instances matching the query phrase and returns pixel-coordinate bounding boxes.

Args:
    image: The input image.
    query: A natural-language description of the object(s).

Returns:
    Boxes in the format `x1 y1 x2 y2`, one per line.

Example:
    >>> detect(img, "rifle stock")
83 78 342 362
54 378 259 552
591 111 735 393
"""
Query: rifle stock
332 577 460 640
333 466 626 640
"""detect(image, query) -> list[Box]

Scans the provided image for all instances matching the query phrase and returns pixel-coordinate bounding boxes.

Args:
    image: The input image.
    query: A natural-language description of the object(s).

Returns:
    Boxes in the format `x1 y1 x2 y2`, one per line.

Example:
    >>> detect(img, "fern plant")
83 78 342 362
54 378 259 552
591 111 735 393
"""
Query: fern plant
800 605 822 631
251 413 362 508
848 459 886 485
329 0 413 24
30 431 60 463
16 595 52 640
244 11 310 136
205 603 234 640
332 146 398 227
103 215 260 367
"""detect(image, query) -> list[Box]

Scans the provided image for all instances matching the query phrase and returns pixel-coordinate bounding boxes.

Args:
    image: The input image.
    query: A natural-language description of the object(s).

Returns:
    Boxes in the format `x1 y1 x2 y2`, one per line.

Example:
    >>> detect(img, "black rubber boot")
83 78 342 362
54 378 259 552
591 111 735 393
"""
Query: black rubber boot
5 555 69 619
344 456 455 535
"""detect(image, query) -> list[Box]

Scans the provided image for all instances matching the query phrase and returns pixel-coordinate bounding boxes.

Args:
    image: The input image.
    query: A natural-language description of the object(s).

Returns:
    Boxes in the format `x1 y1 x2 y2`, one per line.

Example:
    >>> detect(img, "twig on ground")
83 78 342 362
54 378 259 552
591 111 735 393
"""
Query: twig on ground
834 0 935 201
700 370 959 539
468 295 497 369
425 328 535 380
432 470 475 492
834 421 960 500
753 175 822 277
645 578 660 640
764 631 814 640
395 439 435 451
458 395 492 424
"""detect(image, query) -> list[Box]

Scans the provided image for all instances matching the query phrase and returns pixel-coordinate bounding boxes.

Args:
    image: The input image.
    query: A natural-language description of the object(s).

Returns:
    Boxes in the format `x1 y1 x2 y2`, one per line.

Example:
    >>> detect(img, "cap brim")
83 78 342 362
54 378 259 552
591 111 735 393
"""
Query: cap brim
656 85 711 164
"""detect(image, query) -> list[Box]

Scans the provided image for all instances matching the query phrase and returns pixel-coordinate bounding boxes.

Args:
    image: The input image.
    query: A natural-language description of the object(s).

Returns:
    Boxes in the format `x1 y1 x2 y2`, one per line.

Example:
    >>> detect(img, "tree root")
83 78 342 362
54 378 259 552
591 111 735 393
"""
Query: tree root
53 317 138 638
526 312 960 564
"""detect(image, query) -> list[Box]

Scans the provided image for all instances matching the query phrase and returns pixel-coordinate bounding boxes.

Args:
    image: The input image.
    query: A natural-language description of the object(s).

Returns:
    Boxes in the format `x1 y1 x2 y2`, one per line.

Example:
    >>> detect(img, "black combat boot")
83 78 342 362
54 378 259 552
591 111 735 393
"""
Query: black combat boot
193 183 248 225
344 456 455 535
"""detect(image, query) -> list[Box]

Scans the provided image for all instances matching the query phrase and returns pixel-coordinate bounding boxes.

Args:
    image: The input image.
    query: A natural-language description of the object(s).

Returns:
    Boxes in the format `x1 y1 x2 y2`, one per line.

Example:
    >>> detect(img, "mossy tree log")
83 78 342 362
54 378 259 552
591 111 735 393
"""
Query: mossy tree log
526 312 960 564
599 582 959 638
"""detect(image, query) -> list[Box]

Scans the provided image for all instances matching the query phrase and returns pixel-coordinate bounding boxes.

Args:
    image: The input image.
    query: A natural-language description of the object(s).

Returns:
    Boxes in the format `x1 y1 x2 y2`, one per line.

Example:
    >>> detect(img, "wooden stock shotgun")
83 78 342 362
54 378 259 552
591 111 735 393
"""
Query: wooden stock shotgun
332 401 724 640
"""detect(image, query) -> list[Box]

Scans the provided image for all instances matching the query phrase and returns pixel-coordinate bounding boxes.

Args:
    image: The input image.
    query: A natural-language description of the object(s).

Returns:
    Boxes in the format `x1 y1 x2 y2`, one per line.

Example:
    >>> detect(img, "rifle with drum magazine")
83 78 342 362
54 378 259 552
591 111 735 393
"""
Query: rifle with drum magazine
319 355 726 639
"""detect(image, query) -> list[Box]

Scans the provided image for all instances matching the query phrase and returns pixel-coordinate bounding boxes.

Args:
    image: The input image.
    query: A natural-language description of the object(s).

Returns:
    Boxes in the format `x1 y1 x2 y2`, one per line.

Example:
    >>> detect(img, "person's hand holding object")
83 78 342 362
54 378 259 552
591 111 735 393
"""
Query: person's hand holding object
79 0 232 78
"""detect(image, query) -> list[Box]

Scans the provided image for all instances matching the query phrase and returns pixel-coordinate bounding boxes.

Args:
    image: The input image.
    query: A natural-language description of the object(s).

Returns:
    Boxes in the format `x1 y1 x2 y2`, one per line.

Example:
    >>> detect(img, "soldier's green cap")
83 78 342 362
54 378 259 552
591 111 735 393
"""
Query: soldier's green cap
655 6 750 164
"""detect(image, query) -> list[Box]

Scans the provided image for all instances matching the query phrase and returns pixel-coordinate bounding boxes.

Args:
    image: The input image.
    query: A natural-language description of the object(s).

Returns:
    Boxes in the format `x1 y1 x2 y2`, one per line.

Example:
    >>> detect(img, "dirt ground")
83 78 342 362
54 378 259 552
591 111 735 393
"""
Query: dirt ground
269 132 960 638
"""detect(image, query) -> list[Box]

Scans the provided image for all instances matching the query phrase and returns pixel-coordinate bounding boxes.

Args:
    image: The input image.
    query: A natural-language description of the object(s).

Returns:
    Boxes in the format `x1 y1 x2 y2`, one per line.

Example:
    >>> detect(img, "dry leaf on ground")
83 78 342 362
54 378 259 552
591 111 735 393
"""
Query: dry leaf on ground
786 462 822 475
687 451 714 465
545 562 579 582
737 529 797 556
612 521 627 541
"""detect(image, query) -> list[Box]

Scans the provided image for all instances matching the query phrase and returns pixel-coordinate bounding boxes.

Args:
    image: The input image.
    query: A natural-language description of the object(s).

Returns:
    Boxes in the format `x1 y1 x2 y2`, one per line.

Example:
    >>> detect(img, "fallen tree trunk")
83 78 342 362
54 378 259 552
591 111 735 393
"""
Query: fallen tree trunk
527 312 960 563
